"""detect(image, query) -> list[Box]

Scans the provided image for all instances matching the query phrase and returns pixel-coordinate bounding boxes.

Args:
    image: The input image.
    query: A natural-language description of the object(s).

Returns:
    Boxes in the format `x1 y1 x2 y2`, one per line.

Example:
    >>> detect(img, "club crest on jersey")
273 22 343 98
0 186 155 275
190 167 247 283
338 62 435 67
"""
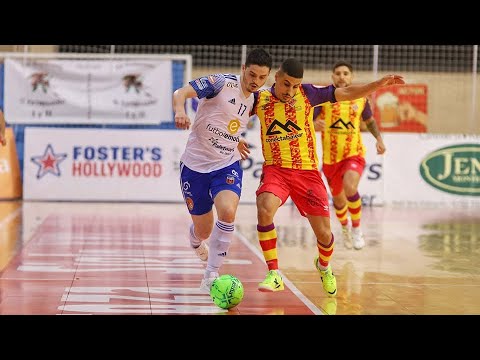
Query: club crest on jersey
226 176 235 185
186 197 194 211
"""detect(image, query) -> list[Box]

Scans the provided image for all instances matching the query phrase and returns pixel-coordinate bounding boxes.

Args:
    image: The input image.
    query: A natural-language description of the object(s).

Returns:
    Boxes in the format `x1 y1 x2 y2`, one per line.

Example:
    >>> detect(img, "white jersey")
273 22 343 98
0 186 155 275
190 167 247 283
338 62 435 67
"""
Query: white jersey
180 73 254 173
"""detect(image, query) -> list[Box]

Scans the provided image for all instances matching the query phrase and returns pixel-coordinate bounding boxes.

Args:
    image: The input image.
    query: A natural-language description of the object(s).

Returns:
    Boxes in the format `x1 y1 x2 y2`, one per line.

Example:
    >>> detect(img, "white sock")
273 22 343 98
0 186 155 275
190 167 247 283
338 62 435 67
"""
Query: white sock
189 224 201 248
205 220 234 275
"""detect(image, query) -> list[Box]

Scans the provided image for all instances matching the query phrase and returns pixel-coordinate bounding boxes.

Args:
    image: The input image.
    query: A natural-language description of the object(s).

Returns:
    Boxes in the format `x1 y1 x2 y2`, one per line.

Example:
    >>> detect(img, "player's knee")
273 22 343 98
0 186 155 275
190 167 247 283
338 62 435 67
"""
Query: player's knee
257 205 274 224
218 208 236 223
317 229 333 246
344 183 358 195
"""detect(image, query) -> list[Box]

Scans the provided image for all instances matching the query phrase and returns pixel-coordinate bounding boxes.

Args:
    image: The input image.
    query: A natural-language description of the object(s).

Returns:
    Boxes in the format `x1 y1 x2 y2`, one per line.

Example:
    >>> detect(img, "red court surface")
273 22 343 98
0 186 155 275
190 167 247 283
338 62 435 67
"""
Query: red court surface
0 202 318 315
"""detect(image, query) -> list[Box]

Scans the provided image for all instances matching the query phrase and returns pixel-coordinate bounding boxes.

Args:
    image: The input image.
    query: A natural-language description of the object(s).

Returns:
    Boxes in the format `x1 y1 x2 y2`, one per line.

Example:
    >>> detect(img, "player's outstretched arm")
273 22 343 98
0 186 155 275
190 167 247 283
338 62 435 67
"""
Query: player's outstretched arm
335 74 405 102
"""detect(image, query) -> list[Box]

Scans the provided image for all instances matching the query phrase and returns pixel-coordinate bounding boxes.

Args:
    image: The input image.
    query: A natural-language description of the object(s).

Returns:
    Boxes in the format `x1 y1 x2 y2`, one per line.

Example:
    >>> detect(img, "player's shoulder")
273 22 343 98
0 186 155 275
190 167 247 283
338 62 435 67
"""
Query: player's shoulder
305 83 333 90
223 73 239 81
257 86 272 96
255 87 272 103
218 73 241 90
193 73 226 89
222 73 240 85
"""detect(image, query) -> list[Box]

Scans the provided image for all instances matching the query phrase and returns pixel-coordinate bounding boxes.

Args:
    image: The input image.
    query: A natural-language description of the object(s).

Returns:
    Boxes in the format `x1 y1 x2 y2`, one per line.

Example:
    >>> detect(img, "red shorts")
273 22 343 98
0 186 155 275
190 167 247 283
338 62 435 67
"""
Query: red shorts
256 165 330 217
322 155 366 196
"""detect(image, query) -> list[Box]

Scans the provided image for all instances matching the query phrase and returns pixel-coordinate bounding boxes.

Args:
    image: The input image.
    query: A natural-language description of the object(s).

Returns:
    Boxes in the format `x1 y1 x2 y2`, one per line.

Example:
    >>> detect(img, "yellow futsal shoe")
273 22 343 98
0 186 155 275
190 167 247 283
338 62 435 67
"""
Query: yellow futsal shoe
314 257 337 297
258 270 284 292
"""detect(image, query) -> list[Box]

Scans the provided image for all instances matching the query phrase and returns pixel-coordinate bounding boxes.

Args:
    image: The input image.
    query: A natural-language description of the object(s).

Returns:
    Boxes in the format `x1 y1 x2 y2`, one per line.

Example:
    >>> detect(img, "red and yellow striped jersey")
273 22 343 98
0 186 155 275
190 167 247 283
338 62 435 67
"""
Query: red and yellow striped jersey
316 98 372 165
253 84 336 170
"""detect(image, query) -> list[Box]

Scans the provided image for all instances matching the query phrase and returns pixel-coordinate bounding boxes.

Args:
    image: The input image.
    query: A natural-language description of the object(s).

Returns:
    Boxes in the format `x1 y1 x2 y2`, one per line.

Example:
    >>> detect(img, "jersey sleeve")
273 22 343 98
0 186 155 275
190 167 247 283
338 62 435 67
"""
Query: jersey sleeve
362 98 373 120
312 105 322 119
303 84 337 106
189 73 226 99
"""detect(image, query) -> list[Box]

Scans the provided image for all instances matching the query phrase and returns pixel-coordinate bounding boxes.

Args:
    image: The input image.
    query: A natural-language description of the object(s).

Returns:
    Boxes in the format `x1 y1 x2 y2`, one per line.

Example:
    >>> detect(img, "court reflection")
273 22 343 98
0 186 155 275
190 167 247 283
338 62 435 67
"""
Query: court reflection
237 205 480 314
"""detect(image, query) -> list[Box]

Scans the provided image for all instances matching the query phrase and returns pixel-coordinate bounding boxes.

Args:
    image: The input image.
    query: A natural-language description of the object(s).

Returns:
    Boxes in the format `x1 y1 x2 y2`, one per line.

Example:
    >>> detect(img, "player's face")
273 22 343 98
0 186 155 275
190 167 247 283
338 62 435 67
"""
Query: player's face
331 65 353 88
242 64 270 93
274 72 302 103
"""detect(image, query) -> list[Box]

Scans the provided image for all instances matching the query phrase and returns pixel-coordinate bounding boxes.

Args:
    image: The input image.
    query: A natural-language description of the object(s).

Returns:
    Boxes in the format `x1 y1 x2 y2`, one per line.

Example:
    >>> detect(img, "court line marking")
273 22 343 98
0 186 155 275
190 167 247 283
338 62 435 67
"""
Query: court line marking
235 230 323 315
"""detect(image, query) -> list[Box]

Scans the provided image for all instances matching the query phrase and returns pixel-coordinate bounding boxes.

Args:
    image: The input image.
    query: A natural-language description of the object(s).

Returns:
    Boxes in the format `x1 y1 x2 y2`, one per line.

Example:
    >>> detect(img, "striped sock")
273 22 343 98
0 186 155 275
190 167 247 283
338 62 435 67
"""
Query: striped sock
257 223 278 270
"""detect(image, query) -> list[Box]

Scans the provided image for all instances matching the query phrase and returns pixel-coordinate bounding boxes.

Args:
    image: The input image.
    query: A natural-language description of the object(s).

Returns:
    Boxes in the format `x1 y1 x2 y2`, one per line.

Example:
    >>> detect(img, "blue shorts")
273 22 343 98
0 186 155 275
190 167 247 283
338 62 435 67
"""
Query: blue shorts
179 161 243 216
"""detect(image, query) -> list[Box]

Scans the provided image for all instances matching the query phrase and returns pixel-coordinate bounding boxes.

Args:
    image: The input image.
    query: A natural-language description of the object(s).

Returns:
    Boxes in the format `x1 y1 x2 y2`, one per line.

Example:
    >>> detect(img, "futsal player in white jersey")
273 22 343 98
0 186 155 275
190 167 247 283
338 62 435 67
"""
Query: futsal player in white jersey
173 48 272 292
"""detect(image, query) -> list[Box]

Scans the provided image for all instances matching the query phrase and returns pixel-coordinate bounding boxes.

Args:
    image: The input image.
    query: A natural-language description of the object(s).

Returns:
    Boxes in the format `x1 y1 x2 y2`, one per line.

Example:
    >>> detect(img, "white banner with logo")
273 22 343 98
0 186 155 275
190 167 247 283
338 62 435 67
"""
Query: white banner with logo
23 128 188 201
22 127 480 206
382 133 480 207
4 58 172 124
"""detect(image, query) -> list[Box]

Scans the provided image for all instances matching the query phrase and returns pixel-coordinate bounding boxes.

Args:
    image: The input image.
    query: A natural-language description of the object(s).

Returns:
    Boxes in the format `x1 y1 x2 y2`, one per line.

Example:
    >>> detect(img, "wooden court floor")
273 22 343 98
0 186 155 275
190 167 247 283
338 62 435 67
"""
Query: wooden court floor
1 200 479 315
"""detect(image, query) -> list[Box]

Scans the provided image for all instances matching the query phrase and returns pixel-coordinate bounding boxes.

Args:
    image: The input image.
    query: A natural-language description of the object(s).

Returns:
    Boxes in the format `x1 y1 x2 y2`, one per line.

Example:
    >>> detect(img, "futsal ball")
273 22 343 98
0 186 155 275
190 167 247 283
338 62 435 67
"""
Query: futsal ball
210 274 244 309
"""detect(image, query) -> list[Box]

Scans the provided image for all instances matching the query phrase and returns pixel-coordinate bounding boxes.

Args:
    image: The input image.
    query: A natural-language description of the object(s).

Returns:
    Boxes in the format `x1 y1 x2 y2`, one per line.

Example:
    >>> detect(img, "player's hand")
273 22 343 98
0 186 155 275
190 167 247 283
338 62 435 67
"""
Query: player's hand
313 118 326 132
380 74 405 86
376 138 386 155
174 112 191 130
237 138 250 160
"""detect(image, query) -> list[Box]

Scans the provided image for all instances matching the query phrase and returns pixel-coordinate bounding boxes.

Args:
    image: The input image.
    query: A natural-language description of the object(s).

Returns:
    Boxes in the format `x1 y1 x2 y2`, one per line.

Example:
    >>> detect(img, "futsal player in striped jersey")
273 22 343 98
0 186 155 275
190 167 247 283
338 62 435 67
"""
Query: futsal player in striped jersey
252 58 403 297
173 48 272 292
313 61 386 250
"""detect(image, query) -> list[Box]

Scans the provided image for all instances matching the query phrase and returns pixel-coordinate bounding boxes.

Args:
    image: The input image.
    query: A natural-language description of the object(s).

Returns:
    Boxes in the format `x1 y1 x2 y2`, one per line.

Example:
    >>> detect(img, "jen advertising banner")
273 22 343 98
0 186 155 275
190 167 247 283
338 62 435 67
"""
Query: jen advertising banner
382 133 480 207
4 58 172 124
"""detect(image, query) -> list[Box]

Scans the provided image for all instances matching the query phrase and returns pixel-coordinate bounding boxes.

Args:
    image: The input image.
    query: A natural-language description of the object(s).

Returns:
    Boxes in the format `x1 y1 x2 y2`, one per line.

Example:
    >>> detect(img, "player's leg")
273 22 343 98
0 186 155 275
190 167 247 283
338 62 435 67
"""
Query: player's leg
343 156 366 249
179 163 214 261
332 191 352 249
291 169 337 297
309 215 337 297
199 161 242 293
190 214 213 261
323 161 352 248
256 166 289 292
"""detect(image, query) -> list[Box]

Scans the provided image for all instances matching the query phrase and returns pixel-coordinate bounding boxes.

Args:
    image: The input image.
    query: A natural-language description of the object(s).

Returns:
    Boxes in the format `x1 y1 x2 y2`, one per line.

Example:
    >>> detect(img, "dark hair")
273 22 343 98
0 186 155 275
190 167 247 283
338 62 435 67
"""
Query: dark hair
280 58 304 78
245 48 273 70
333 60 353 73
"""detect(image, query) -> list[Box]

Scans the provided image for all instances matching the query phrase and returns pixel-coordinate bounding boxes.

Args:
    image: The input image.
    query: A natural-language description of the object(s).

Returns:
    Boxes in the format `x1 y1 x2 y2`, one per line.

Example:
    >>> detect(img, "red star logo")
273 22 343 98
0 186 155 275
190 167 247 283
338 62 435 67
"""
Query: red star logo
31 144 67 179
